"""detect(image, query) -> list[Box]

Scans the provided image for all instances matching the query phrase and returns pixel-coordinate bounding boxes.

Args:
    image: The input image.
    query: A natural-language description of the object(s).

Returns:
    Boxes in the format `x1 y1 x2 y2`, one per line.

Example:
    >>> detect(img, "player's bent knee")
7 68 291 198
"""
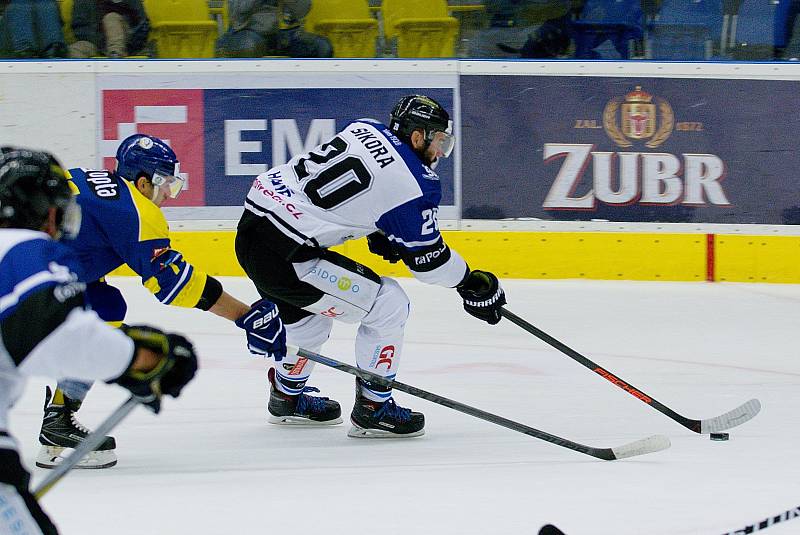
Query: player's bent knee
285 314 333 351
362 278 409 331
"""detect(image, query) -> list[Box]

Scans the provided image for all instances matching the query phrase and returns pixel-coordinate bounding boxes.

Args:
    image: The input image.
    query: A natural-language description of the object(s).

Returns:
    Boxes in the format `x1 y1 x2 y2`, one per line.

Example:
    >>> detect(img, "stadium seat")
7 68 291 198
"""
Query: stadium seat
143 0 217 58
208 0 229 35
729 0 792 59
57 0 75 43
304 0 378 57
571 0 644 59
382 0 459 58
647 0 723 59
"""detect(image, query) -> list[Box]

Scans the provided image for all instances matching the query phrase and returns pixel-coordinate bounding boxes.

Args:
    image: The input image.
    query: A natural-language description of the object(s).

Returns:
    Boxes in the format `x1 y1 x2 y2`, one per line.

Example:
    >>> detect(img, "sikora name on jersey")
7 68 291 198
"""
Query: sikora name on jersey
350 128 395 169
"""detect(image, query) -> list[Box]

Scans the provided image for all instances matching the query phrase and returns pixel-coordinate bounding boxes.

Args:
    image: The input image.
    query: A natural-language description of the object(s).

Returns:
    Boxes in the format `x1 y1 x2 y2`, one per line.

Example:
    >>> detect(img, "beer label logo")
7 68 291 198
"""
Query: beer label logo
603 86 674 148
545 85 728 210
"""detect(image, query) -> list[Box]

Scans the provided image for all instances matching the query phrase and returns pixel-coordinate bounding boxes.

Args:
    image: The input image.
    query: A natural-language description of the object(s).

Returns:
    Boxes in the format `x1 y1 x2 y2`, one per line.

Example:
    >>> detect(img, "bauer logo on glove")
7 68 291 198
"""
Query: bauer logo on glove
252 306 279 329
235 299 287 361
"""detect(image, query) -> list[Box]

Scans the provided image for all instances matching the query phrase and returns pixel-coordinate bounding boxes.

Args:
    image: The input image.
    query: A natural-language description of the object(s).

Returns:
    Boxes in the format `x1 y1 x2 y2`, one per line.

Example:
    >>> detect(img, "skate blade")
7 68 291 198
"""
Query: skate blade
268 415 343 426
347 425 425 439
35 445 117 470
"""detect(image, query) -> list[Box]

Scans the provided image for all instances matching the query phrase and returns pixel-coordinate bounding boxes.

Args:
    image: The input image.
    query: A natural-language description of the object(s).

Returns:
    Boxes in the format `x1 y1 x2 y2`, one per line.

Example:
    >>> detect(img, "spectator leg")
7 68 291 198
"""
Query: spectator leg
32 0 66 57
215 28 268 57
5 0 37 57
283 28 333 58
102 12 129 57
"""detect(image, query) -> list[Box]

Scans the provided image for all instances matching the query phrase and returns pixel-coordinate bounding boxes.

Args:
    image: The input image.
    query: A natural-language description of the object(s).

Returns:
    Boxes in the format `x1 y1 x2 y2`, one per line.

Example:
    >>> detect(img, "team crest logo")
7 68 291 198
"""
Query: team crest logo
603 86 674 148
138 137 154 149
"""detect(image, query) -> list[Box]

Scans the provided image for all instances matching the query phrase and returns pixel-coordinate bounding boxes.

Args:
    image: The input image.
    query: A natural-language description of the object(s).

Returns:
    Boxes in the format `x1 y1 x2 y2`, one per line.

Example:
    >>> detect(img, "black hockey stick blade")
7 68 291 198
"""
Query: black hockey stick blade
289 345 670 460
500 307 762 434
539 525 567 535
33 396 139 499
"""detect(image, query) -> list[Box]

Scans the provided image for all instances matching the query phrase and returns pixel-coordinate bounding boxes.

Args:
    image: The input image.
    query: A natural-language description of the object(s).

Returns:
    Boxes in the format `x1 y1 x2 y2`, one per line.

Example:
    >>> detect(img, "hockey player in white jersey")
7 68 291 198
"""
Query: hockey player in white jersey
235 94 506 437
0 148 198 534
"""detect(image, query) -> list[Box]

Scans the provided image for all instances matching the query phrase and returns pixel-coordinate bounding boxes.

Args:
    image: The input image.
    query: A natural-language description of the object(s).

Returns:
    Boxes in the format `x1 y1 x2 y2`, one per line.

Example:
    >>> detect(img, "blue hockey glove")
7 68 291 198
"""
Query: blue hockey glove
235 299 287 361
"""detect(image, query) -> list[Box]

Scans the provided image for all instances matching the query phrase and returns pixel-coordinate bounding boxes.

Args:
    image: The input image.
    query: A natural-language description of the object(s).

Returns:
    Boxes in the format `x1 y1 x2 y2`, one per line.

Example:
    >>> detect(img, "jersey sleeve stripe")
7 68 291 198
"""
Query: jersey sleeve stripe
386 234 442 248
0 270 73 316
159 263 192 304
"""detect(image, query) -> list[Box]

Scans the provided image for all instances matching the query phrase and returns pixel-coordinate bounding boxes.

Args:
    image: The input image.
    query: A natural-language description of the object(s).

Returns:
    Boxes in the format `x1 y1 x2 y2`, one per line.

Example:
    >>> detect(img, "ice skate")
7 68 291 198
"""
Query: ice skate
36 387 117 469
268 368 342 425
348 380 425 438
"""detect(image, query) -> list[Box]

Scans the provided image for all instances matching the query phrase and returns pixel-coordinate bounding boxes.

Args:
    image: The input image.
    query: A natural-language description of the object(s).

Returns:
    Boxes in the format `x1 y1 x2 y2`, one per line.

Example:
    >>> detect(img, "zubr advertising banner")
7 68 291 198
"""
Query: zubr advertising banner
100 87 455 209
461 76 800 224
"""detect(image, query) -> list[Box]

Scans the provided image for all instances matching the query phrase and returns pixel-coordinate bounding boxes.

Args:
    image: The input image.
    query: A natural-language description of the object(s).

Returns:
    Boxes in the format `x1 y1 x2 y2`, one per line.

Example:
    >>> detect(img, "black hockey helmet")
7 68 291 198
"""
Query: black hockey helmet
389 95 454 158
0 147 80 237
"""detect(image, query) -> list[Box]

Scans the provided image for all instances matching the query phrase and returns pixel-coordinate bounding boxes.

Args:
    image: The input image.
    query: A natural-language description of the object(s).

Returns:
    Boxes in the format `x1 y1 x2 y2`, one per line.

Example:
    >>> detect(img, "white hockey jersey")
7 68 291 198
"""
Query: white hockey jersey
0 229 134 453
244 119 468 287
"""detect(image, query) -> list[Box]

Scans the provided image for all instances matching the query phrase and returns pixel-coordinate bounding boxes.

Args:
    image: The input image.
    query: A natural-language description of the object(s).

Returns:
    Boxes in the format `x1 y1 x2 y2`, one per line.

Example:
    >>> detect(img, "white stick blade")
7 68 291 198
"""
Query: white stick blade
611 434 671 459
700 399 761 433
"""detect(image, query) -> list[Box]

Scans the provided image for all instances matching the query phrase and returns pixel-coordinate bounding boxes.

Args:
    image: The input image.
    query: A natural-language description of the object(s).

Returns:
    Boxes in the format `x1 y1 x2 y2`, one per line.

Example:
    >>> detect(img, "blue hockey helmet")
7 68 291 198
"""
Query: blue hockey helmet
115 134 184 199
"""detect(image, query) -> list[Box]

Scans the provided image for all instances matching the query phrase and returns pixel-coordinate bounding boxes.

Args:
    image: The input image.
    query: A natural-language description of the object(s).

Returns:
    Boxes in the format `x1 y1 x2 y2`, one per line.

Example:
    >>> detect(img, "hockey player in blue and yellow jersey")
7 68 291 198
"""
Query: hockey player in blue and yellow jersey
36 134 286 470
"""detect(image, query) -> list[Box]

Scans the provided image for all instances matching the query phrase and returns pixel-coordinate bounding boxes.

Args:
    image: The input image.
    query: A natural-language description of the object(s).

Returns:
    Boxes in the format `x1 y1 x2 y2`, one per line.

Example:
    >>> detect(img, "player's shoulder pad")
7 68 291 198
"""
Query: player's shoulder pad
122 180 169 242
68 168 122 201
0 230 82 300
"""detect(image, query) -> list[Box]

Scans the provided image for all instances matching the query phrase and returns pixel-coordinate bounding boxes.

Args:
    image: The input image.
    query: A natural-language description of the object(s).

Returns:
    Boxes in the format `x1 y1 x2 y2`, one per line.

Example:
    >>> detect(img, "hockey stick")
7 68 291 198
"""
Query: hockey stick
289 345 670 460
33 396 139 499
720 505 800 535
500 308 761 434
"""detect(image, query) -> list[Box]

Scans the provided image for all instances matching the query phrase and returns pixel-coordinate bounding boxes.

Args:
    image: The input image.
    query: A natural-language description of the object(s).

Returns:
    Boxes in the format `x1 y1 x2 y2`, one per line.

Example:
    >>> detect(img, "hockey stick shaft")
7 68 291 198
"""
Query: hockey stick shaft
33 396 139 499
720 505 800 535
290 345 669 460
500 307 758 433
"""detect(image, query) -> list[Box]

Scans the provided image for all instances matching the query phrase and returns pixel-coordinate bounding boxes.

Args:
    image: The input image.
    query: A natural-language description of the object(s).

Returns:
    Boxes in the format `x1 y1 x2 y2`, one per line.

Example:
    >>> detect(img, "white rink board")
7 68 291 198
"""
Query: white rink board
8 277 800 535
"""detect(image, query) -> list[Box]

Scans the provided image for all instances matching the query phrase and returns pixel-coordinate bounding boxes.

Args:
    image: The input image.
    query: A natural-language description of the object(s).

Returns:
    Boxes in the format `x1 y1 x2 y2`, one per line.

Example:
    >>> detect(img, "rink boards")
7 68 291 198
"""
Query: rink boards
2 59 799 283
108 227 800 283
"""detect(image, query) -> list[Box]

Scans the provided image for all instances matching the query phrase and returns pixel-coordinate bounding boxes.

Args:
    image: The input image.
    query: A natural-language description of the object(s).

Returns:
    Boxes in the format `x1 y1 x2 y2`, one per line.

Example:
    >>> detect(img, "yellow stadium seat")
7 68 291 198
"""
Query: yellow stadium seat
143 0 217 58
382 0 459 58
57 0 75 43
304 0 378 58
207 0 229 34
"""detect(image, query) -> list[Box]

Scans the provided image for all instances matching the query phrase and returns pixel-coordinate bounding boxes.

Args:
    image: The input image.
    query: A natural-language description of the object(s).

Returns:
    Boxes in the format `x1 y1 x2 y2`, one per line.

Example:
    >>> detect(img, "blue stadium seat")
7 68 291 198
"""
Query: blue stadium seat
731 0 792 58
648 0 724 59
571 0 644 59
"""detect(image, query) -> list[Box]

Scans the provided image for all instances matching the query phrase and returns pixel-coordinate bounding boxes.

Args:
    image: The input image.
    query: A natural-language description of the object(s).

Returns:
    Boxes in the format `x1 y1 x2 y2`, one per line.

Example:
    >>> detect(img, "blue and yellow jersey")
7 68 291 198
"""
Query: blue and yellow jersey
63 168 208 308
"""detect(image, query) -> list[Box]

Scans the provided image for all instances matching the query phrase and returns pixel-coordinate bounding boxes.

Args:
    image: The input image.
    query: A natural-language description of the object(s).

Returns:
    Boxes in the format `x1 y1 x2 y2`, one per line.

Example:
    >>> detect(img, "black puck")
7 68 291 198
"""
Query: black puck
710 432 729 441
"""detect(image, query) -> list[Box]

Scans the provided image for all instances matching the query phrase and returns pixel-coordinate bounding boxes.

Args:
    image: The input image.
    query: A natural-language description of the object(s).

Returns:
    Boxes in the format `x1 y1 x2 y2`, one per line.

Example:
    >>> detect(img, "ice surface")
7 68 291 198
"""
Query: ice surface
10 277 800 535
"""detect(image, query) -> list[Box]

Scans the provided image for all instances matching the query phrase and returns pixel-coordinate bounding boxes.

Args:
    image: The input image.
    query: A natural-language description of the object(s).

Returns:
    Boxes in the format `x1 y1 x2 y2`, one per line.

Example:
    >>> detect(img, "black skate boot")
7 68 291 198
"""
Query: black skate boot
348 379 425 438
36 386 117 469
267 367 343 425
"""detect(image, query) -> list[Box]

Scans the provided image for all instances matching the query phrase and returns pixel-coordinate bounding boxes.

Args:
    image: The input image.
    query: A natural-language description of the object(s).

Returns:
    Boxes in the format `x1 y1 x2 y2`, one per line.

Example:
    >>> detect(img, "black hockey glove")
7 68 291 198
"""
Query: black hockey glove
366 232 401 263
456 270 506 325
110 326 199 413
